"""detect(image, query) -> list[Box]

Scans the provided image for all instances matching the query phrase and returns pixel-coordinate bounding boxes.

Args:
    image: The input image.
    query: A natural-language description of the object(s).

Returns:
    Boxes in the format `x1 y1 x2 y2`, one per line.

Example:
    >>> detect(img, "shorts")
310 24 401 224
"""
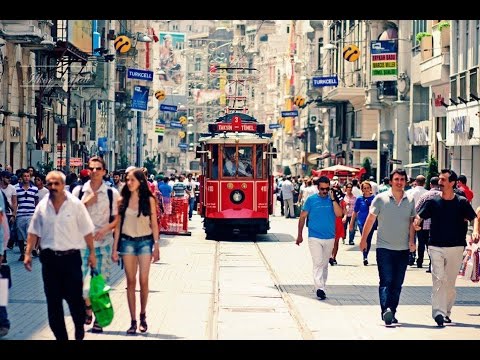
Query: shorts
118 235 154 256
15 216 32 241
81 244 112 282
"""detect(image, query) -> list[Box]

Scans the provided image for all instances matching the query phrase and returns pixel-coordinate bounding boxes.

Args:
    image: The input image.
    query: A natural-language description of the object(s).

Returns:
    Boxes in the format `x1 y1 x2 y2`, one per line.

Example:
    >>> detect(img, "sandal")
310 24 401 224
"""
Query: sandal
85 305 93 325
139 313 148 333
127 320 137 335
91 321 103 333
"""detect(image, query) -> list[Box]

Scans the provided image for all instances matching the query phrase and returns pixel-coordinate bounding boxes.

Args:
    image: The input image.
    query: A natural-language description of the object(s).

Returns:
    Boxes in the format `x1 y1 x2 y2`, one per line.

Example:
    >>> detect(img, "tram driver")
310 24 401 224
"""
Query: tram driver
223 148 251 177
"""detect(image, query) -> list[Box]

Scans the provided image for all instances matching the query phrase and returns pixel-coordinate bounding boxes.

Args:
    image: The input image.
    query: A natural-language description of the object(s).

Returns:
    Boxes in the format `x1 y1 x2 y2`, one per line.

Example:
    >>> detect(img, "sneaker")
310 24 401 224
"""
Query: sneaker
349 242 355 245
0 327 9 338
426 268 432 273
329 258 335 266
444 316 452 324
392 317 399 324
333 259 337 265
91 321 103 333
316 289 326 300
363 259 368 266
434 314 444 327
383 308 394 325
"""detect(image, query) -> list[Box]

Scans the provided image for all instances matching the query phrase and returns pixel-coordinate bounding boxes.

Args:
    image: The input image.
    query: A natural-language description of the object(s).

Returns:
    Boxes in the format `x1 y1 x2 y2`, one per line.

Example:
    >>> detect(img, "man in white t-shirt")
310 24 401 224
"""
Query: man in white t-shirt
34 174 50 202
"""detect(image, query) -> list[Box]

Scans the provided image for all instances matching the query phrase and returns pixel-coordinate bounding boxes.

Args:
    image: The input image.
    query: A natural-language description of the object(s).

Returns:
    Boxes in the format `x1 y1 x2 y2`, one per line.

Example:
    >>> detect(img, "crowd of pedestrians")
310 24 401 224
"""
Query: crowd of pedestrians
291 167 477 328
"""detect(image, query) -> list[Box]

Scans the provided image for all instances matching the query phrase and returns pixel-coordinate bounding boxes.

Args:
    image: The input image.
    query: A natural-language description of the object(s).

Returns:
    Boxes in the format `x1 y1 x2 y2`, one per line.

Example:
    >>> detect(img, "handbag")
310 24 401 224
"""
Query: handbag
89 268 114 327
0 264 11 289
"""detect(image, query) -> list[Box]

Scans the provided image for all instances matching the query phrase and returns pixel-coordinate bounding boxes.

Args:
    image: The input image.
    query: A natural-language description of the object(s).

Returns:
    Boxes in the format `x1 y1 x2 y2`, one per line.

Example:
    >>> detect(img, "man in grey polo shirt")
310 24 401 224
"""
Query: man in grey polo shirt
359 169 416 326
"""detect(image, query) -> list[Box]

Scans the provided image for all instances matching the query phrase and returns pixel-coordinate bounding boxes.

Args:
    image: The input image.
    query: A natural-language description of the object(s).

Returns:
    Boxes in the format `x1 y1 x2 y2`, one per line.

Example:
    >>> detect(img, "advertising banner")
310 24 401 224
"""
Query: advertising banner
371 40 397 82
157 32 186 95
131 85 149 112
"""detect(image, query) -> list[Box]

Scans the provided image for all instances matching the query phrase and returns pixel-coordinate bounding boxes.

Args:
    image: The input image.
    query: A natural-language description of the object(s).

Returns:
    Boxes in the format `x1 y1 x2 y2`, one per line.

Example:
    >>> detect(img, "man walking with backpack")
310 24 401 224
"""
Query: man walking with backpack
72 156 120 334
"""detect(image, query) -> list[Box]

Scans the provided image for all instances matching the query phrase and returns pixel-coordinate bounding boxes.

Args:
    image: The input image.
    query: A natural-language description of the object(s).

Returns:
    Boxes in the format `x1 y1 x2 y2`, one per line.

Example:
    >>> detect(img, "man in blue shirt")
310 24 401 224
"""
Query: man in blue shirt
296 176 343 300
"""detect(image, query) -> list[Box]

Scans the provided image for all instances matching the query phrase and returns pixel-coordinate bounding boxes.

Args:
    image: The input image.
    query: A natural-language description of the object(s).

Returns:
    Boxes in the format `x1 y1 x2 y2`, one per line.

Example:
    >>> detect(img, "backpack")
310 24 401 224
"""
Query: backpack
1 191 13 213
78 186 114 223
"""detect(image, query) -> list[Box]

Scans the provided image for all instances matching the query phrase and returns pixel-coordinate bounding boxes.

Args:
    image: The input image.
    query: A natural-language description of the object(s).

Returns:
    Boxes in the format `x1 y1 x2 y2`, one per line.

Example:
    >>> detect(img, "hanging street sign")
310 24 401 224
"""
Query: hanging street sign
281 110 298 117
160 104 178 112
127 68 154 81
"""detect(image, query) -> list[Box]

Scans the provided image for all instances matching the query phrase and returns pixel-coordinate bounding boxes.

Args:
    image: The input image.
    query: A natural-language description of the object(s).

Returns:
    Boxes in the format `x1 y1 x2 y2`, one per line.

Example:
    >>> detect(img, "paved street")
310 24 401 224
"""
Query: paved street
2 208 480 340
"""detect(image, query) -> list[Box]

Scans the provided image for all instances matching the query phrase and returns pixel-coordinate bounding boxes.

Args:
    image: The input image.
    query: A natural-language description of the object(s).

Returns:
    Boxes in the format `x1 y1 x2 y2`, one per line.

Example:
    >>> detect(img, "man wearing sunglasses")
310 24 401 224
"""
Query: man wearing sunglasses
72 156 120 334
296 176 343 300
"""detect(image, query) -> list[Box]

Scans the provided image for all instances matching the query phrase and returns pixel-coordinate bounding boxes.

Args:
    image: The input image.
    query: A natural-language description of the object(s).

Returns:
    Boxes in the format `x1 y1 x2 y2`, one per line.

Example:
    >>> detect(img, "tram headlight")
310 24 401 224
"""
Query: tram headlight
230 190 245 204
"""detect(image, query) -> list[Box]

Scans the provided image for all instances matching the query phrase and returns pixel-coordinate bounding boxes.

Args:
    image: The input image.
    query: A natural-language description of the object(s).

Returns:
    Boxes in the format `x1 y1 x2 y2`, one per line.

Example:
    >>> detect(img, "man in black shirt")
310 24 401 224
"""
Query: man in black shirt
414 169 476 327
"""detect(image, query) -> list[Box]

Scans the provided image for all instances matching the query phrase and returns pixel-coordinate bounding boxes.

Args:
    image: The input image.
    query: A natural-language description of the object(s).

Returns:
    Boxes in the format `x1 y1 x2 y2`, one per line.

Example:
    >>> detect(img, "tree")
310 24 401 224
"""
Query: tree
283 166 292 176
117 153 129 170
37 160 54 174
425 155 439 190
143 157 157 176
362 157 372 181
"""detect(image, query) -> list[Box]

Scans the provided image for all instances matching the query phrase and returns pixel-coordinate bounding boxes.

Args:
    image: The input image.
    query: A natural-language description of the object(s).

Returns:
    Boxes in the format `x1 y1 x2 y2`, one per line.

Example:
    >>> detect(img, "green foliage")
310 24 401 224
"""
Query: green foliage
37 160 54 174
362 158 372 181
438 21 450 31
283 166 292 176
143 157 157 176
425 155 439 190
416 32 432 43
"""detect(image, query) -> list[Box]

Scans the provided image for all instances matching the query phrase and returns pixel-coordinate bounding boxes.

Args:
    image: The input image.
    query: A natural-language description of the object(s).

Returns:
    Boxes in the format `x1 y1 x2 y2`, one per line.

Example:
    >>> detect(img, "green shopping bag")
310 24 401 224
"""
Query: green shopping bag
89 268 114 327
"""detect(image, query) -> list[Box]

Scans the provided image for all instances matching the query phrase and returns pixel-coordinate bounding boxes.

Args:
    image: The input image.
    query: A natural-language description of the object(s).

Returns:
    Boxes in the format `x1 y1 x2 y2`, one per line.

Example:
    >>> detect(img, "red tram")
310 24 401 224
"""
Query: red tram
196 113 277 238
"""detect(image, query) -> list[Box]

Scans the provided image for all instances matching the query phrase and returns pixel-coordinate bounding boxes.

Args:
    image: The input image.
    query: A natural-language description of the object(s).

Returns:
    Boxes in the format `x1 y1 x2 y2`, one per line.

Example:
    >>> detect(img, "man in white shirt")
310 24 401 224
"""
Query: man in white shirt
24 170 96 341
1 171 17 262
34 174 50 202
72 156 119 334
406 175 429 266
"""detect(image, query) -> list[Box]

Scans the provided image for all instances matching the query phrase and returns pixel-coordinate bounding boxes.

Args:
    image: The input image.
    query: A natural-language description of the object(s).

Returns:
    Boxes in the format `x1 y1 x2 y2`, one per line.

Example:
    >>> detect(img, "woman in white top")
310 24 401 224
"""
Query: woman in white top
112 168 159 335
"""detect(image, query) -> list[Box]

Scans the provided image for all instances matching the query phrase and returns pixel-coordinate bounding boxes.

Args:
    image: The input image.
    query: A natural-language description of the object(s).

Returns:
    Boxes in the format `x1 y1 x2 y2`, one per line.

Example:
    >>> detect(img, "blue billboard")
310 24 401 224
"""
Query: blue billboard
131 85 149 112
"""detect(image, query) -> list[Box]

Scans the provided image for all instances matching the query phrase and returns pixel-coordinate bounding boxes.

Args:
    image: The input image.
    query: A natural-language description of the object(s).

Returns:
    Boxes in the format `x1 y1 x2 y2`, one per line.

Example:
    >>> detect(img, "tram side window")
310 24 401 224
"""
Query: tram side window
223 147 237 177
211 144 219 179
237 147 253 177
256 145 263 178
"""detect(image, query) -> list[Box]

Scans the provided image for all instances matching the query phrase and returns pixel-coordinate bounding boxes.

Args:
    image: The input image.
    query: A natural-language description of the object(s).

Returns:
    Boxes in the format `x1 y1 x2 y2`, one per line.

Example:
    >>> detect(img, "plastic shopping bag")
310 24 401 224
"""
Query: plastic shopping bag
89 268 114 327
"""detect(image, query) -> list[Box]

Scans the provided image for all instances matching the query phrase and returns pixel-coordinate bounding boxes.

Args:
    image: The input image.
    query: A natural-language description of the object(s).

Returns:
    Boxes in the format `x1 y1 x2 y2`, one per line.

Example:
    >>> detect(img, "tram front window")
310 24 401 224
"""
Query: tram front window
222 146 253 177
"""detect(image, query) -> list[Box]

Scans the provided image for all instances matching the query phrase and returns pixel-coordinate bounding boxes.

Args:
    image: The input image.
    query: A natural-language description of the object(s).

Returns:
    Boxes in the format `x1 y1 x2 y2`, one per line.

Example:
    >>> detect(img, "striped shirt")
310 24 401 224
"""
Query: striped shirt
15 183 39 217
415 188 441 230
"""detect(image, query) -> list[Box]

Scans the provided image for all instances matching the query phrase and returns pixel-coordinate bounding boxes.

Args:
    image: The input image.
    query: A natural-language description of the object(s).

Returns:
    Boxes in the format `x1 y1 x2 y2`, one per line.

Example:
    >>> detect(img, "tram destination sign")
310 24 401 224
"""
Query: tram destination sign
216 123 257 132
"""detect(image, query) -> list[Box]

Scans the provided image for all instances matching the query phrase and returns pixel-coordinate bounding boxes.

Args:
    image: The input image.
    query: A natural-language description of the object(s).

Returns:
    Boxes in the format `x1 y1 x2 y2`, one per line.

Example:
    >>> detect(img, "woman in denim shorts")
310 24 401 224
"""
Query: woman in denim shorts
112 168 160 335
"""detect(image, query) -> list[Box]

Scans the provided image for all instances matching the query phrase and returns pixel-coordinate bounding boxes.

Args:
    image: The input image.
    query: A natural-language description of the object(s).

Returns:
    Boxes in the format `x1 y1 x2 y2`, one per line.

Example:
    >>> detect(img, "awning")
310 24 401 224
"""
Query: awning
403 162 428 168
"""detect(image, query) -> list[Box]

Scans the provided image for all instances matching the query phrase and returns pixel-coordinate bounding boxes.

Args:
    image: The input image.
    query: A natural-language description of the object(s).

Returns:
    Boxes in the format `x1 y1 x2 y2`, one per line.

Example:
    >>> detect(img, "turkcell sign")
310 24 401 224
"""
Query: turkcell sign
281 110 298 117
169 121 183 129
312 75 338 87
269 124 281 129
160 104 178 112
127 68 154 82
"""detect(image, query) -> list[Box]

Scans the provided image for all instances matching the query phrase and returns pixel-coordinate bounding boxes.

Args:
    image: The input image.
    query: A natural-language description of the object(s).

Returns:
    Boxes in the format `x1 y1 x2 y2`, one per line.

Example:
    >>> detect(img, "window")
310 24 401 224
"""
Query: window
412 20 427 51
412 85 429 122
452 20 460 73
460 71 467 99
450 76 457 101
470 68 478 98
194 56 202 72
318 37 324 71
256 145 263 179
464 21 469 71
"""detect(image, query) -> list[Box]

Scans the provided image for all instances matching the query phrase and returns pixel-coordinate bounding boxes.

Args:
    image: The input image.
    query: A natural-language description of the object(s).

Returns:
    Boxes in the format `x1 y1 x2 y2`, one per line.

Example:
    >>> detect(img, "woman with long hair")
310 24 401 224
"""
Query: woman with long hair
112 168 160 335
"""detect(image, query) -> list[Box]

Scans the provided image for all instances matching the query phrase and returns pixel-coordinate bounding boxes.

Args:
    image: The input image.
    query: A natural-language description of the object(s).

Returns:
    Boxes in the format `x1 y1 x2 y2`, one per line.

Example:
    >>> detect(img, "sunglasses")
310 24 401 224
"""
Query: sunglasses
88 167 103 171
46 181 61 186
319 187 330 192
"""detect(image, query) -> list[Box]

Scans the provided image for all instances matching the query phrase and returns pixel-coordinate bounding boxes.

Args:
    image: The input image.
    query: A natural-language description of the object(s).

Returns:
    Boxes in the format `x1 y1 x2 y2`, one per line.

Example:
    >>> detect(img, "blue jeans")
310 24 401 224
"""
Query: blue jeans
357 222 375 259
0 306 9 329
188 197 195 219
343 216 356 243
376 248 409 315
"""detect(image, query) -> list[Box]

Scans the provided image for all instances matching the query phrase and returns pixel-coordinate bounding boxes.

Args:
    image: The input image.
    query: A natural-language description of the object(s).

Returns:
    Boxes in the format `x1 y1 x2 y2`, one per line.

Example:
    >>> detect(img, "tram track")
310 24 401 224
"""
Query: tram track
205 233 313 340
253 239 314 340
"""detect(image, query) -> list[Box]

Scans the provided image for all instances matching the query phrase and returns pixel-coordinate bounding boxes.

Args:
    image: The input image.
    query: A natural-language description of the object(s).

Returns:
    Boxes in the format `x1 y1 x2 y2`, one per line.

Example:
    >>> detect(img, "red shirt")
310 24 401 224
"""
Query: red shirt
458 184 474 203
